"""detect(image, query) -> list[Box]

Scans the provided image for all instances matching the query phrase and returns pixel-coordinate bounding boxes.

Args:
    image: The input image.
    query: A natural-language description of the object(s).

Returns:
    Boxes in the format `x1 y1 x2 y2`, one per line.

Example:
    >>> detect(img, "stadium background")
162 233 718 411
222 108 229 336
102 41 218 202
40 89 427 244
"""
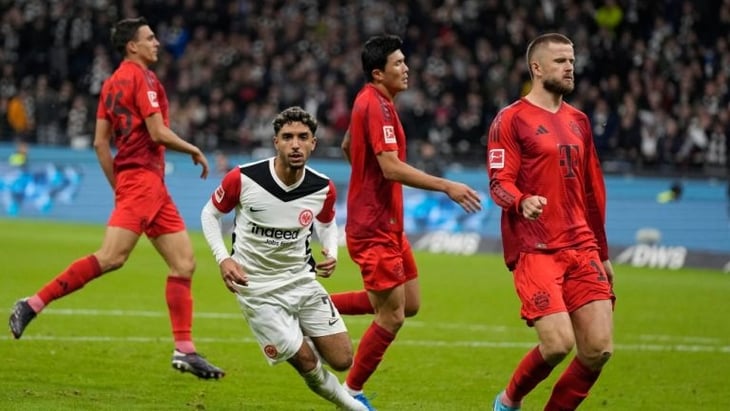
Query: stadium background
0 0 728 270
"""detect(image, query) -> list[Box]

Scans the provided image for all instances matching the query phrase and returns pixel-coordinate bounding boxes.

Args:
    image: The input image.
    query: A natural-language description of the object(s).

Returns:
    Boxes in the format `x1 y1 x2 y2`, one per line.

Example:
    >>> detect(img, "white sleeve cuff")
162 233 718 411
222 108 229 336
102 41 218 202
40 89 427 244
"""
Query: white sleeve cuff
314 219 338 261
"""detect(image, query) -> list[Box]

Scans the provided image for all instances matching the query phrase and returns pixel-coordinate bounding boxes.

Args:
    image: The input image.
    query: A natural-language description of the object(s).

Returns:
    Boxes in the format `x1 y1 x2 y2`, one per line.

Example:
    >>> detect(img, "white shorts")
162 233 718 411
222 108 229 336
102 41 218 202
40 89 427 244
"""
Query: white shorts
236 278 348 365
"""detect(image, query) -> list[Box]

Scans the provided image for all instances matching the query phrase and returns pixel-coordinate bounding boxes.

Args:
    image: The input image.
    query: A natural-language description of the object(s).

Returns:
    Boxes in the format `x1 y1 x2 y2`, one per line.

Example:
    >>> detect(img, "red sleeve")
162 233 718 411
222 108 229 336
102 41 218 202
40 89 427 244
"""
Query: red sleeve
134 69 162 119
317 180 337 224
366 97 399 155
487 109 527 214
582 119 609 260
316 180 337 223
211 168 242 213
96 82 109 121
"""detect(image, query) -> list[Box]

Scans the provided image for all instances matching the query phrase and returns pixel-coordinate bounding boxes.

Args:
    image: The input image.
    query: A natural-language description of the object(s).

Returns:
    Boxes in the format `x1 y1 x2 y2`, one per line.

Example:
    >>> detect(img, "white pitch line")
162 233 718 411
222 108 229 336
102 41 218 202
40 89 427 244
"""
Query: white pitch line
5 308 728 353
2 334 729 354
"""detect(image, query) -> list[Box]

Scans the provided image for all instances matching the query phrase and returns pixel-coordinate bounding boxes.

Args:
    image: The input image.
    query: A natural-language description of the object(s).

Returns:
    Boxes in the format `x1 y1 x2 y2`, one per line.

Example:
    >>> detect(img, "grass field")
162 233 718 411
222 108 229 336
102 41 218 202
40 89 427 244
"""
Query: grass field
1 219 729 411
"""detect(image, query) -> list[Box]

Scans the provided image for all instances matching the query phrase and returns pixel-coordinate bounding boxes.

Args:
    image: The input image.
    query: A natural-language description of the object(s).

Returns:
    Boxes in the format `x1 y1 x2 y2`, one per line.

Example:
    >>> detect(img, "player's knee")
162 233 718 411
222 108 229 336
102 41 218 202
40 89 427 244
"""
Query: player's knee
404 303 419 317
542 339 574 364
597 350 613 367
172 257 196 278
376 311 406 333
326 354 353 372
96 253 127 272
583 348 613 370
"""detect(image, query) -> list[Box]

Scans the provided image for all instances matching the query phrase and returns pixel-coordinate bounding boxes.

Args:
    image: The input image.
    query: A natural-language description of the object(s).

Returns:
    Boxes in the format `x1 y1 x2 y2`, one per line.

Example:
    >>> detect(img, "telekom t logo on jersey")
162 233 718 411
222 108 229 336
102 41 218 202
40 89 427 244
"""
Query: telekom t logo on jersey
559 144 580 178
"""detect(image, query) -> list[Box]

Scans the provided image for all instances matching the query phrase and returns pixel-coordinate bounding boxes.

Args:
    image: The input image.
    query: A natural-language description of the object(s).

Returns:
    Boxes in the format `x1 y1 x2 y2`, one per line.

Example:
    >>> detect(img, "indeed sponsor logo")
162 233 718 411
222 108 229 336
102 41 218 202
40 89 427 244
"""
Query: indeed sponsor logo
250 222 300 240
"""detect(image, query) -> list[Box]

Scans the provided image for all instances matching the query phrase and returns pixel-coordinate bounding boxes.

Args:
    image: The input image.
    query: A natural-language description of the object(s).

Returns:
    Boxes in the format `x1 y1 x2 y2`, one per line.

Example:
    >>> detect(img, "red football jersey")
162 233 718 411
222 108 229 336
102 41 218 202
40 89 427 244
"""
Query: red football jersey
345 84 406 238
487 98 608 270
96 60 168 178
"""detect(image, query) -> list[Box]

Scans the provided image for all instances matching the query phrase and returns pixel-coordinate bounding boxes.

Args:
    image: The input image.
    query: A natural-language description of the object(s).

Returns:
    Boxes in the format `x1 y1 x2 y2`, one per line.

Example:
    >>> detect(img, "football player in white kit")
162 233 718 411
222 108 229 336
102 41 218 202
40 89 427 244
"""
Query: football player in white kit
201 106 367 411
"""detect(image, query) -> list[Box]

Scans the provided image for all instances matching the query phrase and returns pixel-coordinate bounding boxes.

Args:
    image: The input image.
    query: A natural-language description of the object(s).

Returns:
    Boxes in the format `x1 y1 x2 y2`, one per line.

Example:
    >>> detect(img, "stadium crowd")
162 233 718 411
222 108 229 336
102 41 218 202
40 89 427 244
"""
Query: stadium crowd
0 0 728 177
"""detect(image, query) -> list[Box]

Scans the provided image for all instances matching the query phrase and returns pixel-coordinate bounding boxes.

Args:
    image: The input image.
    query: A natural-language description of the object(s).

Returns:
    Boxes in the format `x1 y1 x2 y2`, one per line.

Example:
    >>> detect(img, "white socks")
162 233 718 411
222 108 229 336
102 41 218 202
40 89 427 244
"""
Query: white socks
302 362 367 411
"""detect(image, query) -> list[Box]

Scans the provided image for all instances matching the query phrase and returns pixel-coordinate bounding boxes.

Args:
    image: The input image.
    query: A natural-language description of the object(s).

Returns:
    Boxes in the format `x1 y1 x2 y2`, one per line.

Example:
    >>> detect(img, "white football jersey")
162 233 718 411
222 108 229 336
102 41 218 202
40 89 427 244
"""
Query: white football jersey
209 158 337 294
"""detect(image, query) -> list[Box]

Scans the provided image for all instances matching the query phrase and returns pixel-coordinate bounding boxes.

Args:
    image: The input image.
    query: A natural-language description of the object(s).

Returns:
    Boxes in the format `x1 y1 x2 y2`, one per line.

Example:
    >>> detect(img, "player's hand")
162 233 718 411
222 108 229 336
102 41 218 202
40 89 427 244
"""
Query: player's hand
602 259 615 288
445 181 482 213
520 195 547 220
315 249 337 278
219 258 248 292
192 149 209 179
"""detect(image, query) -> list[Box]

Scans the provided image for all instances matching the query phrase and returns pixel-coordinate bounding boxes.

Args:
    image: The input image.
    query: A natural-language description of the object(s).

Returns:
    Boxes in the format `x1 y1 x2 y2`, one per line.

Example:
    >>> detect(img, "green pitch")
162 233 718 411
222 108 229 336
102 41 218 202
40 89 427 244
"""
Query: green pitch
1 219 728 410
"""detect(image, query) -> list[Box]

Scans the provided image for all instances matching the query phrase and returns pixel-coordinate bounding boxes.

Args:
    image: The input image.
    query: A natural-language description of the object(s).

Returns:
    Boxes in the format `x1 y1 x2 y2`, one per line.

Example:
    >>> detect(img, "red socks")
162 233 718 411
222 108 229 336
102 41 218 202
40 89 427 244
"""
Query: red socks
330 290 374 315
30 255 102 312
545 357 601 411
505 346 555 404
166 276 195 354
346 322 395 391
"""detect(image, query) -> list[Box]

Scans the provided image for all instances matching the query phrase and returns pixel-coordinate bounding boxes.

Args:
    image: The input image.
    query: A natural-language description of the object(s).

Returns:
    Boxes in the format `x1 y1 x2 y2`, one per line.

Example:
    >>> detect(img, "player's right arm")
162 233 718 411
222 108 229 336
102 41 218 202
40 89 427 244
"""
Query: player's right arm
144 113 209 179
200 168 248 291
487 109 544 219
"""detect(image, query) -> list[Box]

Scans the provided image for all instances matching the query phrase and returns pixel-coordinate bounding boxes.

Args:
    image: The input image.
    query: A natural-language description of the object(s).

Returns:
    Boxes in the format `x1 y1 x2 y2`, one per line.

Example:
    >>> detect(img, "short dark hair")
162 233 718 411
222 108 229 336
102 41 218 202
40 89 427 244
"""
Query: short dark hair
525 33 573 77
272 106 318 135
361 34 403 82
111 17 149 56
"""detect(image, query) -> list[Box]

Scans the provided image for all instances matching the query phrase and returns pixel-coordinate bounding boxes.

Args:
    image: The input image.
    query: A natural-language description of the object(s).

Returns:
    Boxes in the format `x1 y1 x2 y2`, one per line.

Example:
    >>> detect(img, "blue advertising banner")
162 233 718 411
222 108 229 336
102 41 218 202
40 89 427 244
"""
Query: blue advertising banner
1 144 728 270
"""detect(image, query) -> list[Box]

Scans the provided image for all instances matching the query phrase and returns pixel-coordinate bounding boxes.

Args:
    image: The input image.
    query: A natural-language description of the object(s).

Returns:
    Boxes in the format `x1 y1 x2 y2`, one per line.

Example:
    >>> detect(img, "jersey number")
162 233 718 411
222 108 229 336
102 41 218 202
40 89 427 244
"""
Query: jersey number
104 91 133 144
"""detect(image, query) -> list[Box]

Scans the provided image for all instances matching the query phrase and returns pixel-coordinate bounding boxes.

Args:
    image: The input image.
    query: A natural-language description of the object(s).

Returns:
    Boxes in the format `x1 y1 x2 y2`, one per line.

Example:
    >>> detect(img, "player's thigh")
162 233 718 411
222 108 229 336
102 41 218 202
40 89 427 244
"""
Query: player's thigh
238 293 303 365
533 311 576 357
513 252 569 325
148 229 195 277
311 332 353 370
95 225 141 269
570 299 614 359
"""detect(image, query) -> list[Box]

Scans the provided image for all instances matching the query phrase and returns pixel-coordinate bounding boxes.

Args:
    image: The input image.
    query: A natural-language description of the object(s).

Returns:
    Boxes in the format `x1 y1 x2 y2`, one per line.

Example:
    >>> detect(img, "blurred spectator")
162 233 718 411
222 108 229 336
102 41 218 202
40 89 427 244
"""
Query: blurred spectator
413 140 446 178
0 0 726 179
34 75 62 145
6 88 32 141
66 94 90 149
213 150 232 175
8 139 28 168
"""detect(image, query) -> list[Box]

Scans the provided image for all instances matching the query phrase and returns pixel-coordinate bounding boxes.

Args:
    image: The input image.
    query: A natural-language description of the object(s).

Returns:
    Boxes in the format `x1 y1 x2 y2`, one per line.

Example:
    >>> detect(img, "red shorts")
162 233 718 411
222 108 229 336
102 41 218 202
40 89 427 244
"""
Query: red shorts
513 248 615 326
108 169 185 237
346 232 418 291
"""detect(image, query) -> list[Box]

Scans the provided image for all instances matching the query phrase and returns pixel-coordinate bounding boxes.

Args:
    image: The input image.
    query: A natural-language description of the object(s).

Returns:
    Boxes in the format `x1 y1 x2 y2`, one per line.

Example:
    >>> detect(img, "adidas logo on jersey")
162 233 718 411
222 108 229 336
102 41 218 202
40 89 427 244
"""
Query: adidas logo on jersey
535 125 549 135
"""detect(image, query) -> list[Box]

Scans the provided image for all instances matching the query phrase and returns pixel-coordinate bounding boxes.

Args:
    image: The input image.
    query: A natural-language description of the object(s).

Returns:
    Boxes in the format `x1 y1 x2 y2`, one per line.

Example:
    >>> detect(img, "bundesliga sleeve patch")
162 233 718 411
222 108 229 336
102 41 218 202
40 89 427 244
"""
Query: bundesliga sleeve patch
147 91 159 108
214 185 225 203
383 125 396 144
489 149 505 169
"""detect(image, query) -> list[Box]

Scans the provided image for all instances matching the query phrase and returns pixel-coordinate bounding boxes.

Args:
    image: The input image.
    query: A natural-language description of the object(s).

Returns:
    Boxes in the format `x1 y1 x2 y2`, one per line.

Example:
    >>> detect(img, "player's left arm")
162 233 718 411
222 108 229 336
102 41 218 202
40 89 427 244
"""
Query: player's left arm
582 117 612 283
93 118 115 190
313 181 338 277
